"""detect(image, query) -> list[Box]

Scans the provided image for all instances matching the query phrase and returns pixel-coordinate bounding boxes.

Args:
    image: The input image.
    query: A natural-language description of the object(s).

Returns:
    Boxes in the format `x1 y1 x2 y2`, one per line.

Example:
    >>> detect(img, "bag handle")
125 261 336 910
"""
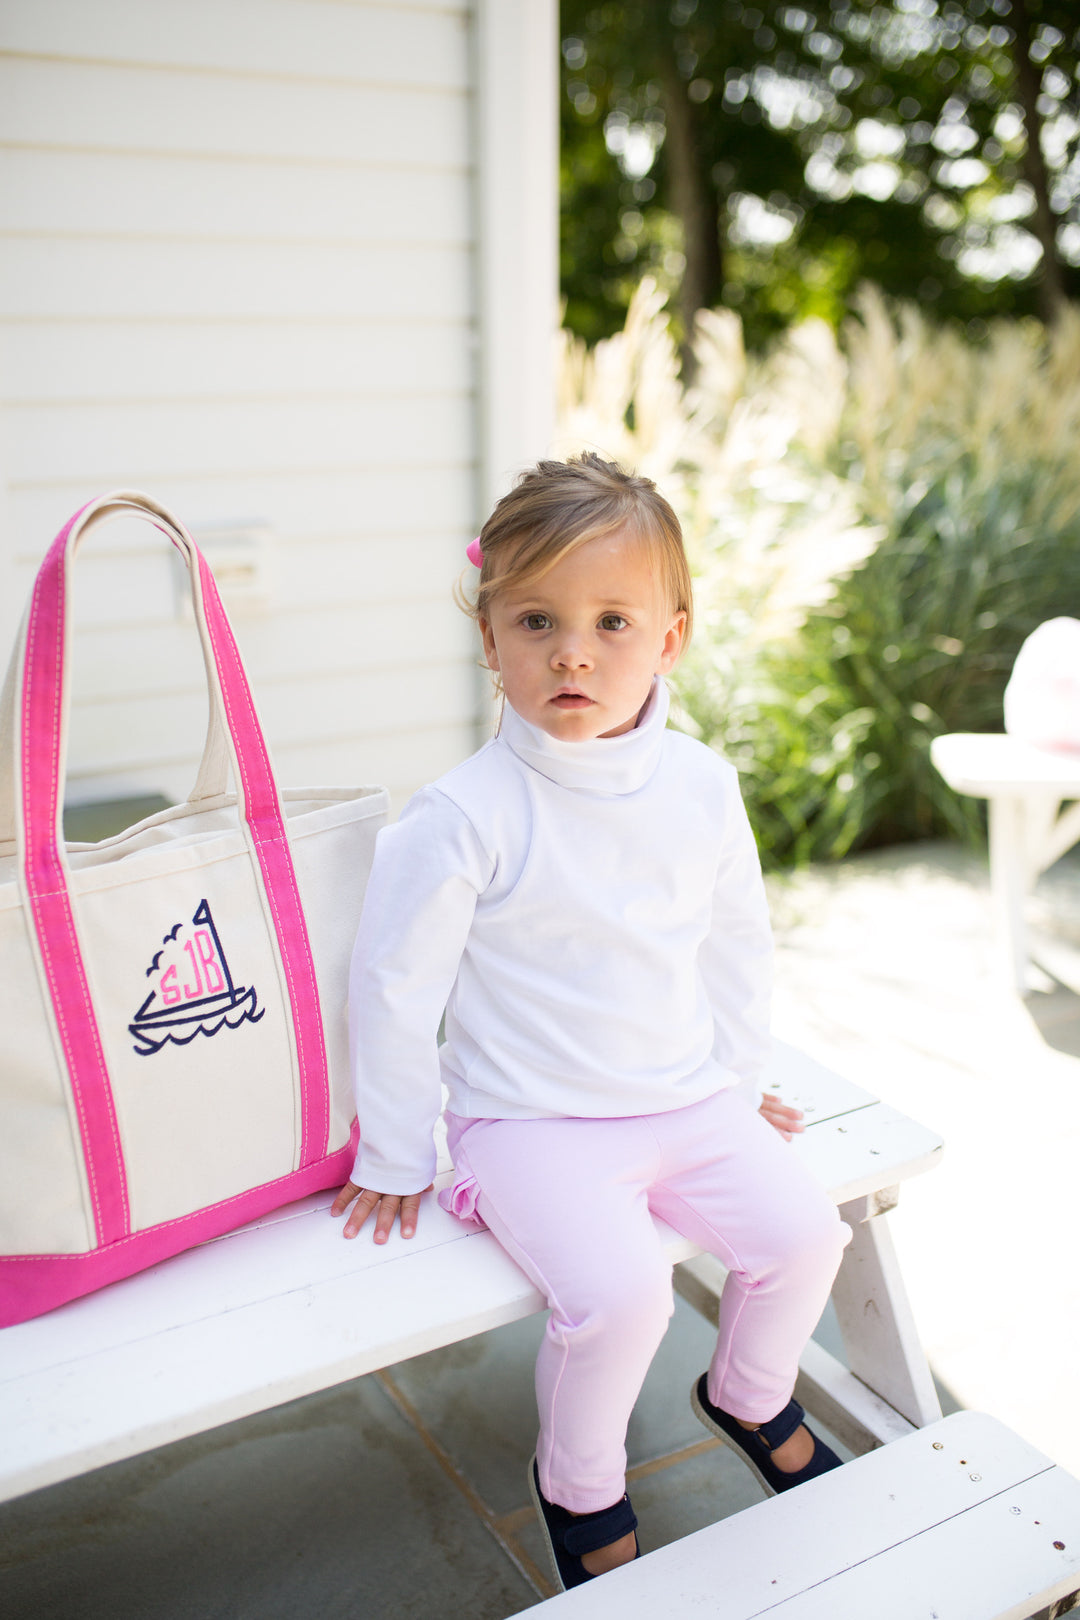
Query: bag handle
0 506 233 852
1 493 331 1248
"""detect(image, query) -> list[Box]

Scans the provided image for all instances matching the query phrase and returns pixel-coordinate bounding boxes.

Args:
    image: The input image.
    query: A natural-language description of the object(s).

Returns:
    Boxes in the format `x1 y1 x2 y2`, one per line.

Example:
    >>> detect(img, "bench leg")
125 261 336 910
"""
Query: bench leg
831 1193 942 1431
988 795 1033 994
987 792 1073 995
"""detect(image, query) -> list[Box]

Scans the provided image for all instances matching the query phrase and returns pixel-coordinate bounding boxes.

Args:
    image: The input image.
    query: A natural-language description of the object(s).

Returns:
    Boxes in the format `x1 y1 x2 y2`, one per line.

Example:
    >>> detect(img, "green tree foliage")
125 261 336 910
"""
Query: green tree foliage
561 0 1080 350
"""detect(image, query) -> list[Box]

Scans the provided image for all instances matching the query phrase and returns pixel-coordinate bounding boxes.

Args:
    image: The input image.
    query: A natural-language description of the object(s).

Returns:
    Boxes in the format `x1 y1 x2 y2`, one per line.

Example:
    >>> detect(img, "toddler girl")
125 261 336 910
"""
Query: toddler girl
332 454 850 1589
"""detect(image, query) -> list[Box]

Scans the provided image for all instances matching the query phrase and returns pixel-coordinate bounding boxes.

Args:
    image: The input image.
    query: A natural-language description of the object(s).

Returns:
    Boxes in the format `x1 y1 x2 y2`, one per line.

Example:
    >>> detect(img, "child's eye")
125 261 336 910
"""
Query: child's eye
599 614 628 631
522 612 551 631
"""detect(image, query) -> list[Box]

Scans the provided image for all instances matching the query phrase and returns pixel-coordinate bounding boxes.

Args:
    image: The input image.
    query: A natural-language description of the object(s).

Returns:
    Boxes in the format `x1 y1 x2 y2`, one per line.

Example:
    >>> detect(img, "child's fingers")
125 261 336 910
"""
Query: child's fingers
769 1097 803 1116
762 1098 804 1123
372 1194 402 1245
379 1186 434 1241
336 1183 434 1241
397 1191 424 1239
331 1181 362 1218
343 1187 383 1239
759 1097 805 1139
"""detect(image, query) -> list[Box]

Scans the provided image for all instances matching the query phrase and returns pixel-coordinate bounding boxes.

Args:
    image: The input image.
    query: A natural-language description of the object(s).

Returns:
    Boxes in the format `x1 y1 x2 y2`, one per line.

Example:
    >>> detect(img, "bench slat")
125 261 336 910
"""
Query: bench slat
763 1472 1080 1620
761 1039 879 1120
516 1412 1080 1620
0 1221 541 1498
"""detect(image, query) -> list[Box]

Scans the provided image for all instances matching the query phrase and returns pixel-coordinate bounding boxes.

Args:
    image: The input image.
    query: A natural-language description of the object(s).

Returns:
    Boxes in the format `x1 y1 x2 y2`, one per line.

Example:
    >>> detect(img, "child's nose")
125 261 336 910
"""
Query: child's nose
551 632 594 670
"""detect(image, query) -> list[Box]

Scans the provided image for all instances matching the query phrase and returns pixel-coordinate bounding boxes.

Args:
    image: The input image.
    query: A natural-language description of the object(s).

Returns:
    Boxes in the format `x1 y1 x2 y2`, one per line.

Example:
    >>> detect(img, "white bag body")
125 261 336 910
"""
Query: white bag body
1004 617 1080 753
0 493 388 1325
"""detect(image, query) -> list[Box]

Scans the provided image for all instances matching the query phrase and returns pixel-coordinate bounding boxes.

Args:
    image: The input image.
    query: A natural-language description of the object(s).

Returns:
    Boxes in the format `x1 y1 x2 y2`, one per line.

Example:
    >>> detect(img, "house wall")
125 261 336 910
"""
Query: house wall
0 0 558 815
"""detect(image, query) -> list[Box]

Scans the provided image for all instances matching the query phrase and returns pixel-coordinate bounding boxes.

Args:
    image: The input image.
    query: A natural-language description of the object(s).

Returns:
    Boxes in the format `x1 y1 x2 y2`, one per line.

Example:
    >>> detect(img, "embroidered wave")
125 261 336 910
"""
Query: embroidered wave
130 985 263 1056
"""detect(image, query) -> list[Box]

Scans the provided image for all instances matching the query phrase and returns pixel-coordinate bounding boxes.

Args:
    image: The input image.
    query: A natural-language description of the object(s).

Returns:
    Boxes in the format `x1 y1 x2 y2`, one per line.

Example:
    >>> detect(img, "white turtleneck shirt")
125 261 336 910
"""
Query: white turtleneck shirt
348 680 773 1194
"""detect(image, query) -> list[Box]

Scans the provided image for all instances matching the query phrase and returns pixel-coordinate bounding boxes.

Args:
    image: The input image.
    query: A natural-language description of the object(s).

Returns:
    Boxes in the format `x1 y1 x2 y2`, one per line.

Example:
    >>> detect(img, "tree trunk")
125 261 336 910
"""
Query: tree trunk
1008 0 1068 324
652 21 723 375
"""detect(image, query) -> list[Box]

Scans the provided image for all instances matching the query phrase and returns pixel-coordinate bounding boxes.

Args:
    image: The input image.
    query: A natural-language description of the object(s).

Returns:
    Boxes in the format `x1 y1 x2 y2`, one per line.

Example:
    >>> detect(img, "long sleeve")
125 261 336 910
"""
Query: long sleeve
697 774 773 1108
348 786 494 1193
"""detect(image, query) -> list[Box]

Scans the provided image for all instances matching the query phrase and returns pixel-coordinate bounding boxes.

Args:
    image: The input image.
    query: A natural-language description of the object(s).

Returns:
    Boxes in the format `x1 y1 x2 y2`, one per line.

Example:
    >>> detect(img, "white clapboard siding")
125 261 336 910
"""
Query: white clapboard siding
0 150 471 251
64 659 475 774
14 532 467 613
0 57 468 170
0 241 471 322
0 0 503 811
0 0 466 86
0 318 472 406
16 549 178 627
9 471 477 566
5 396 472 485
67 602 471 702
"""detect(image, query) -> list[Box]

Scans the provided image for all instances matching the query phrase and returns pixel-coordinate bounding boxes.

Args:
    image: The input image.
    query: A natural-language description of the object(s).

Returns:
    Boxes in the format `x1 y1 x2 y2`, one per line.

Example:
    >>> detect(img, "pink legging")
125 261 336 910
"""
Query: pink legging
444 1088 850 1512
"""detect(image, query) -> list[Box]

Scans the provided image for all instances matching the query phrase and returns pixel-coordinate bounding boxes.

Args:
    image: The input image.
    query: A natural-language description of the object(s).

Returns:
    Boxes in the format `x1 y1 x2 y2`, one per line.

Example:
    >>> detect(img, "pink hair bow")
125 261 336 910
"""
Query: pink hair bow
466 538 483 568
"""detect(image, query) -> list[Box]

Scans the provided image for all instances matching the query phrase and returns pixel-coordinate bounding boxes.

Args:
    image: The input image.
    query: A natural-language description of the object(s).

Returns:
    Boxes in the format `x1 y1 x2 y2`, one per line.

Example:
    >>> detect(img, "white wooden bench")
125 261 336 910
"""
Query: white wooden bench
7 1042 1072 1620
931 732 1080 993
0 1040 941 1505
514 1410 1080 1620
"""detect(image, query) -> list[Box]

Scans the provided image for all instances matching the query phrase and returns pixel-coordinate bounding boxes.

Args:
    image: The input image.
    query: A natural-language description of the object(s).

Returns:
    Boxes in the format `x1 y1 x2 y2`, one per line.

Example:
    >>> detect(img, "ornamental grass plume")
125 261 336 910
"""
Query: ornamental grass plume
680 309 881 653
554 278 690 493
845 288 1080 534
555 278 879 657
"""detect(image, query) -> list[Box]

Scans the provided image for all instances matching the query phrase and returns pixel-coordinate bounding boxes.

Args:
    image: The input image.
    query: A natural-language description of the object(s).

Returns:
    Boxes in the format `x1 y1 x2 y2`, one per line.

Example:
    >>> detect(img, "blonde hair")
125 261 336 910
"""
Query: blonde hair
464 453 693 650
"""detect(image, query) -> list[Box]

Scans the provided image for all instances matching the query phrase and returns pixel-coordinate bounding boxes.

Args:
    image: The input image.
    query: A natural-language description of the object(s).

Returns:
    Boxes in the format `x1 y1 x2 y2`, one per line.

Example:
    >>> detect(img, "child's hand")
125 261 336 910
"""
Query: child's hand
331 1181 433 1243
758 1093 804 1143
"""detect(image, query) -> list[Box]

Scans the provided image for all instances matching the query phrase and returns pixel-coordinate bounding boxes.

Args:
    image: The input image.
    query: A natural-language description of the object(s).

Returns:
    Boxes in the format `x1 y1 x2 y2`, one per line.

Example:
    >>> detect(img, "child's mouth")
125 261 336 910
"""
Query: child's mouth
551 693 594 709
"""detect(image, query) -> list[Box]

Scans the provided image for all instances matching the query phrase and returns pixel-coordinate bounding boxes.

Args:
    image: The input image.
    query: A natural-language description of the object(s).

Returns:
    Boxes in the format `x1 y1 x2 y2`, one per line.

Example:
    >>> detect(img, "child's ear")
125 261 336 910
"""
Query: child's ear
479 617 500 673
657 611 687 674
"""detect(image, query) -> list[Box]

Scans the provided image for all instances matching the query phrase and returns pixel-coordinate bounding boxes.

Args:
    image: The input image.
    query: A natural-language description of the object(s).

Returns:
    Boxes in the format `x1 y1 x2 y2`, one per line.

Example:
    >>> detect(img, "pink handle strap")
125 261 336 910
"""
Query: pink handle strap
193 546 331 1169
14 494 330 1247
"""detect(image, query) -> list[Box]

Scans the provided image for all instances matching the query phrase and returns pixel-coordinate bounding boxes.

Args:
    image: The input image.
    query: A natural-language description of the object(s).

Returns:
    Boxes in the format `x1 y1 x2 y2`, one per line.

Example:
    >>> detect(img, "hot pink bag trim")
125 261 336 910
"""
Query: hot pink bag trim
21 507 129 1248
0 1123 359 1328
197 553 330 1166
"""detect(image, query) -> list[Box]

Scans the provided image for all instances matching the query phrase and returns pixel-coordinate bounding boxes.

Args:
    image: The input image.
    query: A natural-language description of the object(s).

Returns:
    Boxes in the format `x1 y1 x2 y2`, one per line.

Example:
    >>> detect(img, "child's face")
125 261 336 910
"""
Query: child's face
479 527 686 740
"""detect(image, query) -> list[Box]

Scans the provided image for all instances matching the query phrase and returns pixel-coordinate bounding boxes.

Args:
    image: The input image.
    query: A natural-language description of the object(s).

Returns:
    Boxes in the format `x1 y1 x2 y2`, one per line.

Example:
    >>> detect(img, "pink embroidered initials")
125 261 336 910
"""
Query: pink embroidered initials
130 899 264 1056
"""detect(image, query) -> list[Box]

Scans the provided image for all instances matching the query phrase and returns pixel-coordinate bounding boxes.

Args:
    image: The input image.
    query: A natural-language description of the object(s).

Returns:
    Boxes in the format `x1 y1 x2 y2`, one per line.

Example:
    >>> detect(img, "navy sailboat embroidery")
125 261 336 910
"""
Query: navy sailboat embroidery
130 900 263 1055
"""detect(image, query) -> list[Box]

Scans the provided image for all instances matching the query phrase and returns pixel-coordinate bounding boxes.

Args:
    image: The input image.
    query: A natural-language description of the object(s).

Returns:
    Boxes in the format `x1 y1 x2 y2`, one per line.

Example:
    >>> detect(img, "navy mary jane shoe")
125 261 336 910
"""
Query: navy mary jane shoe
691 1374 842 1496
529 1457 640 1591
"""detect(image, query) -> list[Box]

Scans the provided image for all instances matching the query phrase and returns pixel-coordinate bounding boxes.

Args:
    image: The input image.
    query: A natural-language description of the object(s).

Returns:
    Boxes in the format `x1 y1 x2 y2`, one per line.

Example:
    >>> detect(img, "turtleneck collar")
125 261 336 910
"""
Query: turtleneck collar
497 679 669 795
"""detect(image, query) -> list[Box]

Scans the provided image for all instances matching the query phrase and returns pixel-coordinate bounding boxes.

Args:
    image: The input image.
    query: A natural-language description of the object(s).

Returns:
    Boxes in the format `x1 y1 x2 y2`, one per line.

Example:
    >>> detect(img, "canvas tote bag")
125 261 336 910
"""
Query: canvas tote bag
0 492 389 1326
